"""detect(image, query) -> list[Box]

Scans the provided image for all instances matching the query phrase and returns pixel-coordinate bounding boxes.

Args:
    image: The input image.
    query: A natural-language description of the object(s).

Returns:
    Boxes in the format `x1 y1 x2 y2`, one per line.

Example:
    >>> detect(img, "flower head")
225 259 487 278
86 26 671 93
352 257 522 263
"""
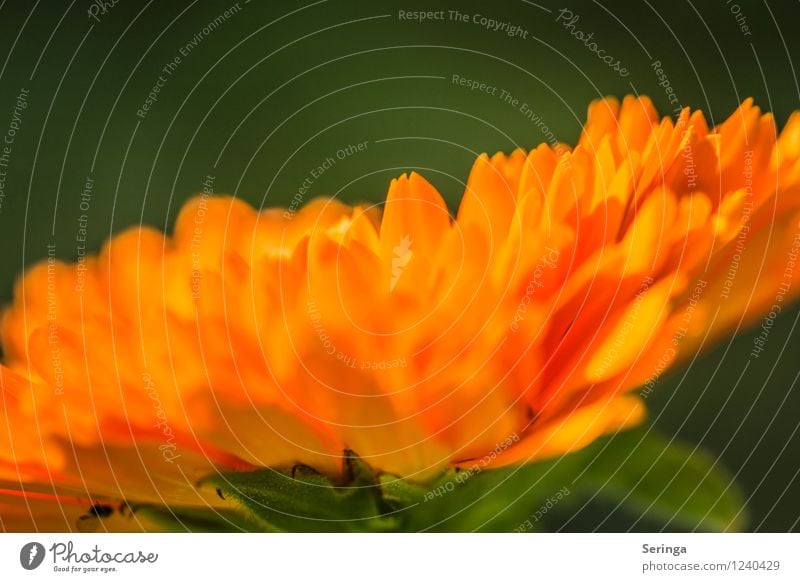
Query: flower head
2 96 799 531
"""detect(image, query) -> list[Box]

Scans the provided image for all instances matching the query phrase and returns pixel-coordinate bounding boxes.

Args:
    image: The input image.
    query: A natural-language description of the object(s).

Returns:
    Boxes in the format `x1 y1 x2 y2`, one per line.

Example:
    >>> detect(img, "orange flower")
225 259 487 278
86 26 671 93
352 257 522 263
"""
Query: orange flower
2 96 799 531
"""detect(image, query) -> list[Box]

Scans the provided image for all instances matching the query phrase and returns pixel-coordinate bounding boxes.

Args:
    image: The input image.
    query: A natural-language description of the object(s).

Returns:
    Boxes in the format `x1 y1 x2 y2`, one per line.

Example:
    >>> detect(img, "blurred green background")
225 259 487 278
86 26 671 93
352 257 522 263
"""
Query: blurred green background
0 0 797 531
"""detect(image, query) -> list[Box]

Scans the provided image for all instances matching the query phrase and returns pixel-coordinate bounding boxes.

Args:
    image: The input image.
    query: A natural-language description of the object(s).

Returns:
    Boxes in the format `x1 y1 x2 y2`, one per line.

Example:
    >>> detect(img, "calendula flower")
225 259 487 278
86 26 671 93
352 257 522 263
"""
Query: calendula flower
2 96 799 531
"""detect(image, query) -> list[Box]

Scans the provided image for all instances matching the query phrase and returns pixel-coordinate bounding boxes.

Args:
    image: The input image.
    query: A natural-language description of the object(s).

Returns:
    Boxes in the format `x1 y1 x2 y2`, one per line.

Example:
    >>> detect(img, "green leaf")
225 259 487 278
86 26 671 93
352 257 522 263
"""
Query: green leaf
568 428 748 532
402 427 748 532
203 429 748 532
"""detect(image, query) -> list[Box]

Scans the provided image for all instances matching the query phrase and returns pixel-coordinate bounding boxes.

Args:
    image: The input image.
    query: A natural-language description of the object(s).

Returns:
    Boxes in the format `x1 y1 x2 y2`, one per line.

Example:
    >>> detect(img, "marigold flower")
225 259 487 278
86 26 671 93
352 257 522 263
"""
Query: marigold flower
1 95 799 531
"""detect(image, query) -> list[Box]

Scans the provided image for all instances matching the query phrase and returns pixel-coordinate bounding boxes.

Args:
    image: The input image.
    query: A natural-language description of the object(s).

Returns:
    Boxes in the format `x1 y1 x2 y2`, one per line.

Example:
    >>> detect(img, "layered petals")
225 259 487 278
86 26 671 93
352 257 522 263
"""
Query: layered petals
2 96 799 531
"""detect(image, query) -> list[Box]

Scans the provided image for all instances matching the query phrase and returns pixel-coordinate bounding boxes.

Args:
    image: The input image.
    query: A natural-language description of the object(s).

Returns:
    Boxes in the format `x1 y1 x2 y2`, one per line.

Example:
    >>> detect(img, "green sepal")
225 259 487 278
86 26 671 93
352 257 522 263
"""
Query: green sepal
203 451 398 532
